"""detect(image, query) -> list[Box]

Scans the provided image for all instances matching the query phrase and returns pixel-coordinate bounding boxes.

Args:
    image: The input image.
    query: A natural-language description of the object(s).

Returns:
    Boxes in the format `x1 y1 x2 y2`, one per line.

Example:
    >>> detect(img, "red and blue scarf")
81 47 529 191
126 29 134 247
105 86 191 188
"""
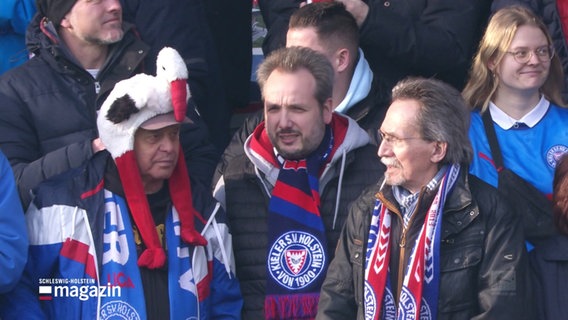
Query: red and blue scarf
364 164 460 320
248 115 348 319
264 125 333 320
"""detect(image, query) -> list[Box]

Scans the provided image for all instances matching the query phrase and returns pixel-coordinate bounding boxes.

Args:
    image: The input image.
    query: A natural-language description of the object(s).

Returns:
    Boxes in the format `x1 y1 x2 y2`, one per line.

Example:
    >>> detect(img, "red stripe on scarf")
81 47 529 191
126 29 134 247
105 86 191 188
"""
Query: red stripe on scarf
271 181 320 215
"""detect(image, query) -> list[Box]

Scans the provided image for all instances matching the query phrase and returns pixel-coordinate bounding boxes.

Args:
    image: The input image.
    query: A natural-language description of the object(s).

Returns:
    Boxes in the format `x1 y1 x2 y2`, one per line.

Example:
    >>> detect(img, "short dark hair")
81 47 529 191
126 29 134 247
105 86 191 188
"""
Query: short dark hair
289 2 359 55
256 46 334 107
391 77 473 165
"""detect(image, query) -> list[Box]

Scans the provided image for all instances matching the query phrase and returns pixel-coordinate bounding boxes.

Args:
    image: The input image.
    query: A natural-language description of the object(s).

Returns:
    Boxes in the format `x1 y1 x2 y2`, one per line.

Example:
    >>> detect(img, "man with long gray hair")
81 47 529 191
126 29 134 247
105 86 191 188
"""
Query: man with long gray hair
317 77 533 320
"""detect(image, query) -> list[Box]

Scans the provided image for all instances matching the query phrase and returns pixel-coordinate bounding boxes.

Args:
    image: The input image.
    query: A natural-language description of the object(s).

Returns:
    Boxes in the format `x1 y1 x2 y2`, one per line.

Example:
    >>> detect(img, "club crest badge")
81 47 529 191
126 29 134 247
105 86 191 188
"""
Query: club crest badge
285 249 307 275
268 231 325 290
100 300 141 320
546 145 568 169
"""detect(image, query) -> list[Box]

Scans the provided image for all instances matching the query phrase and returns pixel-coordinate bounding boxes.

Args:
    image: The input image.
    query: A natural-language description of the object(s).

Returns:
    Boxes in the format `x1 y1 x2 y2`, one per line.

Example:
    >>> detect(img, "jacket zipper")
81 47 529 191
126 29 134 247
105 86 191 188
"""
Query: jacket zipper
395 196 422 307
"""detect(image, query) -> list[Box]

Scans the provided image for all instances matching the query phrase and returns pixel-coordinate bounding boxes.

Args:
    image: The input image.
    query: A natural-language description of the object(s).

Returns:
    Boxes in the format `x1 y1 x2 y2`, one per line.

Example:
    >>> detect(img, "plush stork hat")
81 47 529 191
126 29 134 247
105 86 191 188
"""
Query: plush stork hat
98 47 206 269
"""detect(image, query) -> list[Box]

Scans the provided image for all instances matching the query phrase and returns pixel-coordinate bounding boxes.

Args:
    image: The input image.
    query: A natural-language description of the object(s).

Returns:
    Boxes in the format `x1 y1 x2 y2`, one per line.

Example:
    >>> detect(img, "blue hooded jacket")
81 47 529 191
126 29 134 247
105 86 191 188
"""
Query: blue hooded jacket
0 150 28 292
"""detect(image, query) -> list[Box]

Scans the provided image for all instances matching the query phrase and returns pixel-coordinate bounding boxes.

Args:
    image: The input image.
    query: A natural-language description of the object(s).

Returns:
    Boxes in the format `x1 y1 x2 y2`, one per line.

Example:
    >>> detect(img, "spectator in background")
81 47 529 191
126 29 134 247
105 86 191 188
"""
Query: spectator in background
214 46 383 319
463 5 568 246
0 150 27 296
259 0 492 90
0 0 218 208
0 0 148 208
317 77 533 319
0 66 242 319
213 2 390 186
530 154 568 319
492 0 568 102
121 0 241 153
0 0 36 75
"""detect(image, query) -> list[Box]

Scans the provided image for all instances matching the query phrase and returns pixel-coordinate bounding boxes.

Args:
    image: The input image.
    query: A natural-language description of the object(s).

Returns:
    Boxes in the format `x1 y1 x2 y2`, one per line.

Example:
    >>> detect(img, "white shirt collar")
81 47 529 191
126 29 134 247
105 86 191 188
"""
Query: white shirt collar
489 96 550 129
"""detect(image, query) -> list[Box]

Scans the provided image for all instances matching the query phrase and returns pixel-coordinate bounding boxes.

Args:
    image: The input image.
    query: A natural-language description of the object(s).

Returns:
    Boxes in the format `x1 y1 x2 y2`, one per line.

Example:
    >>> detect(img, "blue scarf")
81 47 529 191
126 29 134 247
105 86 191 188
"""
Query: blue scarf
100 190 199 319
264 127 333 320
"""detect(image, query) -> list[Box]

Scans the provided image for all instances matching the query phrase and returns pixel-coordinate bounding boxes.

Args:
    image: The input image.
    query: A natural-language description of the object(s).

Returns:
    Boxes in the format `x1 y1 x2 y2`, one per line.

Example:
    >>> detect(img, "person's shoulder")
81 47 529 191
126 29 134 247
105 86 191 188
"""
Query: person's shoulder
549 103 568 116
466 173 503 213
467 173 498 199
32 152 110 209
350 182 383 215
0 56 47 84
350 143 381 164
467 111 486 136
223 150 256 178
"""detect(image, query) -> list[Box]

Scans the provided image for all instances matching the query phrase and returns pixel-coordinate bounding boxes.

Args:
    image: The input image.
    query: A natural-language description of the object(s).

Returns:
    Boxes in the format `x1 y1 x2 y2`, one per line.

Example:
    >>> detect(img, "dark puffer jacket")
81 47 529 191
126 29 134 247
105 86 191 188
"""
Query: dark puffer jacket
0 15 147 207
218 115 384 319
317 171 535 320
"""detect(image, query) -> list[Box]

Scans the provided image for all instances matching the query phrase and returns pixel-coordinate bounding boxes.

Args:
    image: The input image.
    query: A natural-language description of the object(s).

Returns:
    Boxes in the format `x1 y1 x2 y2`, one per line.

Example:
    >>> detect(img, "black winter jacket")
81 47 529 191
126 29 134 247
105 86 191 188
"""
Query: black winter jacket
317 171 535 320
0 16 148 207
217 115 384 319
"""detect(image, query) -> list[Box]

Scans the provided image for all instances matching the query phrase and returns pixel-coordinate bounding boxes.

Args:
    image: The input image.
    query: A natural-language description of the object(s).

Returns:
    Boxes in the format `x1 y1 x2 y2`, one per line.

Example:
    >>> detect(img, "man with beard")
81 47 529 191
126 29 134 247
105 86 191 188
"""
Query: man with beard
214 46 383 319
0 0 147 208
317 77 533 320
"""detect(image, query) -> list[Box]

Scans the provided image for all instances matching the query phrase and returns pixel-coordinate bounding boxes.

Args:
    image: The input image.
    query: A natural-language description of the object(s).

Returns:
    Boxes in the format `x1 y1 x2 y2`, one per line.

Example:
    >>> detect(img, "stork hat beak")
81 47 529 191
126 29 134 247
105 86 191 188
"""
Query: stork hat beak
139 112 192 130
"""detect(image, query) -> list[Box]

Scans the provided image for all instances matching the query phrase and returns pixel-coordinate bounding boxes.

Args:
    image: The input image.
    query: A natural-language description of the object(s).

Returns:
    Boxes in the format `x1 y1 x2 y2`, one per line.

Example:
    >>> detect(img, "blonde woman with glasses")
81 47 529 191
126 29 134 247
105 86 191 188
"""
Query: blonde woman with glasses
463 5 568 249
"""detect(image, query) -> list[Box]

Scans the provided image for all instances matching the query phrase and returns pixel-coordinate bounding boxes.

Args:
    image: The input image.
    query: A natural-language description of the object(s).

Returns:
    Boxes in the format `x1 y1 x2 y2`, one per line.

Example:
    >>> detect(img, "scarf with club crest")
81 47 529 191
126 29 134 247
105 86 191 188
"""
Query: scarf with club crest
248 115 349 319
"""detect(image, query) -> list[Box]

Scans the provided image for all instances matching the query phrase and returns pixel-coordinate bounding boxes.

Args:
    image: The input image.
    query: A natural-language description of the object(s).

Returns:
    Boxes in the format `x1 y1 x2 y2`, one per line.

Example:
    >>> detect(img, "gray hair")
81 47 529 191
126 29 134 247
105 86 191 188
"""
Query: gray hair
392 77 473 165
256 46 334 106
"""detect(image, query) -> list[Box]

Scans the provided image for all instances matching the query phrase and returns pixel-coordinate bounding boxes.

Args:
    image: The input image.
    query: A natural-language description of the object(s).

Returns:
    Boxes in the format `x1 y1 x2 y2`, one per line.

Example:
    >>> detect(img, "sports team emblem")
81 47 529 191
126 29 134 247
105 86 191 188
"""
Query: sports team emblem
268 231 325 290
286 249 307 275
100 300 141 320
364 281 377 319
546 145 568 169
398 287 417 319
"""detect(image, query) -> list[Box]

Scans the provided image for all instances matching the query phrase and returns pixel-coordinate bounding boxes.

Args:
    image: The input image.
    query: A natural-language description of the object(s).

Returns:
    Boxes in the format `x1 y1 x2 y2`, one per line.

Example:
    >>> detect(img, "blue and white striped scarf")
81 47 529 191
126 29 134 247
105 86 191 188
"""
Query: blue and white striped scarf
100 190 201 319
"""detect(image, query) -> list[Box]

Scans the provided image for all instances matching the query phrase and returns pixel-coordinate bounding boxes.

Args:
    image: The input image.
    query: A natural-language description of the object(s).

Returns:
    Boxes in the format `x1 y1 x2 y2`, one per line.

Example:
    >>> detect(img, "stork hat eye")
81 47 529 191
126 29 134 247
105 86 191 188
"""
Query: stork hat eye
106 94 140 124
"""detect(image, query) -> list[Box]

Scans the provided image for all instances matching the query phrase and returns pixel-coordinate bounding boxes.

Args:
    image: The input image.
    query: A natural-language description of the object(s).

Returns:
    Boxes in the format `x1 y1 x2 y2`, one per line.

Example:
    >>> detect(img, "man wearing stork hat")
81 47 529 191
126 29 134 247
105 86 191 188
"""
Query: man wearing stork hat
0 63 243 319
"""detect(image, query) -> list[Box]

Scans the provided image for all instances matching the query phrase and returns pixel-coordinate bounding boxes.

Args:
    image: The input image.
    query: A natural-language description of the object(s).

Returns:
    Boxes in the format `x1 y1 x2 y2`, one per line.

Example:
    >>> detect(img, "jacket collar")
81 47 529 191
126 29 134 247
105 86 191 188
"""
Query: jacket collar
377 167 478 237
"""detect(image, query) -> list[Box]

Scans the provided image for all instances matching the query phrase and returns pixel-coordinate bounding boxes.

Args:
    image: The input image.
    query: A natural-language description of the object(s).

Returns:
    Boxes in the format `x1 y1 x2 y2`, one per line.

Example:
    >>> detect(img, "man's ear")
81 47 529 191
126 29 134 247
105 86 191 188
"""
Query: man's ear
323 98 333 124
430 141 447 164
336 48 350 73
60 16 71 29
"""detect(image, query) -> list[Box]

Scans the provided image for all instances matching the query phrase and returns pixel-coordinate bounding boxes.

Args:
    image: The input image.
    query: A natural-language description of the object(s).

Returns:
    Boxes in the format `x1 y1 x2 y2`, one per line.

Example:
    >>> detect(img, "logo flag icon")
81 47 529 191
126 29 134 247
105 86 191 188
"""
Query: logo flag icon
39 286 53 301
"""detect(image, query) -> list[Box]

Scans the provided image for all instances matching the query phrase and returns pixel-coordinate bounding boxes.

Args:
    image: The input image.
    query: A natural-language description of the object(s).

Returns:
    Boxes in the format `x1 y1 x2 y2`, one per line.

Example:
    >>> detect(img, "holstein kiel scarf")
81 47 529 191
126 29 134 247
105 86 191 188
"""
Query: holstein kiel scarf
100 189 203 319
364 164 460 320
250 123 335 319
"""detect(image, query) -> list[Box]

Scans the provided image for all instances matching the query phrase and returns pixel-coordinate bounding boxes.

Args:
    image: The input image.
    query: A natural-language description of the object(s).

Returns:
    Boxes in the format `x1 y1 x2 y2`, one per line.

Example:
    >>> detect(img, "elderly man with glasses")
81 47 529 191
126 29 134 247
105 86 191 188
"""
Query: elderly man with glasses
317 77 534 320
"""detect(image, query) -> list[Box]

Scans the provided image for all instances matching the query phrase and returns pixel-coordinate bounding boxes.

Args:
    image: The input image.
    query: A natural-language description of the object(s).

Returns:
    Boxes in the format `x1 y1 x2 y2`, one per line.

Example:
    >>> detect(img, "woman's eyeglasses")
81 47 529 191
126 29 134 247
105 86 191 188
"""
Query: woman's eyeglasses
505 45 555 64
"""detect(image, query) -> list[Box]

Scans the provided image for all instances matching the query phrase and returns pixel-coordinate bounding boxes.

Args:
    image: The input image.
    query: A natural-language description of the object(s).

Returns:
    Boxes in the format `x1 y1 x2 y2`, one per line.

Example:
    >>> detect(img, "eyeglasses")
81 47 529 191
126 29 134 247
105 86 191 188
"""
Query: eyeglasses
379 130 423 146
505 45 555 64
